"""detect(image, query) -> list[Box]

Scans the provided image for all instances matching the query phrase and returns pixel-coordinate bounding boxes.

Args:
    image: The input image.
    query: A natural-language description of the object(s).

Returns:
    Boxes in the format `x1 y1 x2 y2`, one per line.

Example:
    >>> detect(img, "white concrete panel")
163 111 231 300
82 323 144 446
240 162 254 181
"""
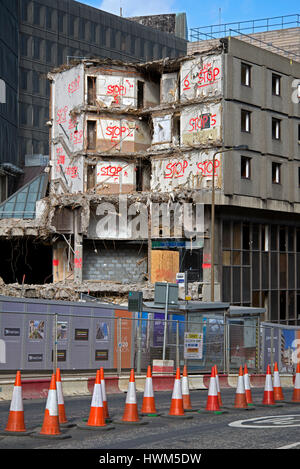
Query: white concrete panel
151 150 222 192
181 54 223 101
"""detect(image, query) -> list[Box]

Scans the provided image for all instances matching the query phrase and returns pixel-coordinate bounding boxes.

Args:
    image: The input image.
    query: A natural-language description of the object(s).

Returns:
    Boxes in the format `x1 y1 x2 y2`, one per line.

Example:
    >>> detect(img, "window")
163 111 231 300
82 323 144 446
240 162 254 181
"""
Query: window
272 118 281 140
241 63 251 87
272 162 281 184
20 34 29 56
272 74 281 96
46 41 53 63
33 4 40 26
137 81 144 109
298 124 300 143
45 7 52 29
33 37 41 60
87 76 96 105
20 68 28 90
241 110 251 133
79 18 85 40
173 115 181 145
58 12 65 34
241 156 251 179
87 121 96 150
69 15 75 37
32 71 40 94
90 23 96 43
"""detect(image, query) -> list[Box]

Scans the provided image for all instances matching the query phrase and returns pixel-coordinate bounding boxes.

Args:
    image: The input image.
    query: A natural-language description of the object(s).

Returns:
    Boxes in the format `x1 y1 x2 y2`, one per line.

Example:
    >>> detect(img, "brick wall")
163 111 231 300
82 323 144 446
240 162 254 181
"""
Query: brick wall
82 241 147 283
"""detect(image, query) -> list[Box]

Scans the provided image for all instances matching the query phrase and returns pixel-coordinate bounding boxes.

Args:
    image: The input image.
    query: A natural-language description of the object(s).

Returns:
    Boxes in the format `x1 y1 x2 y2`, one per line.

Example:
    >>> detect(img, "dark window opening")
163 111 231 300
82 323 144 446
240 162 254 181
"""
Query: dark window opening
0 239 52 284
137 81 144 109
87 165 96 190
87 121 96 150
241 156 251 179
241 110 251 132
241 63 251 87
87 76 96 105
272 74 281 96
173 115 181 145
272 118 281 140
272 162 281 184
180 249 203 282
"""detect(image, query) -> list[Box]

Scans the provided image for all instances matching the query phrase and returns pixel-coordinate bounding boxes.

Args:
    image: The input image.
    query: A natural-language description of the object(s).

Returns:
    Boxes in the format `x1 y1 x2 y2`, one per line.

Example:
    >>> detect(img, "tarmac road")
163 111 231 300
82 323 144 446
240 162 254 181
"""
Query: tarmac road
0 387 300 451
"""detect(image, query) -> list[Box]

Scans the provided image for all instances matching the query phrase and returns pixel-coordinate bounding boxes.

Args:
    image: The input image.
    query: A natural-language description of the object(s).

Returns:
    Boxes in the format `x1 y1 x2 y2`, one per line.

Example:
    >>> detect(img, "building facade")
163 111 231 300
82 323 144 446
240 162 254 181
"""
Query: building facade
0 0 187 198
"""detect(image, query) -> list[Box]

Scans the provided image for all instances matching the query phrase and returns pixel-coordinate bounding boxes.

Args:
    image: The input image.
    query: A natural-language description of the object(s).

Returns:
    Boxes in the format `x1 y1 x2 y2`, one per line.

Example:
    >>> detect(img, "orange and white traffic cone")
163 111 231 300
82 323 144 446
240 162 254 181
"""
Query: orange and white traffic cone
86 370 106 427
100 368 111 421
4 371 28 434
292 363 300 402
244 364 254 405
169 368 185 416
122 369 140 423
205 366 221 412
234 366 248 409
56 368 68 425
273 362 284 401
214 365 223 407
181 365 192 411
141 365 157 415
262 365 275 405
40 374 61 436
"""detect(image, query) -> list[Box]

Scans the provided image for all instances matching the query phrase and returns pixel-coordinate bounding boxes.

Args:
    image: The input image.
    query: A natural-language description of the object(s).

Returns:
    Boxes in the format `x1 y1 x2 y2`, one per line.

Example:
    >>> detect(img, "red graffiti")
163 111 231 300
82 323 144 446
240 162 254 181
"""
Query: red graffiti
98 166 123 178
183 75 191 91
68 76 80 94
105 126 133 142
74 250 82 269
197 159 220 177
107 85 127 96
68 117 77 130
70 129 83 145
56 106 68 124
56 147 66 169
188 113 217 132
198 64 220 88
65 166 79 179
164 160 188 179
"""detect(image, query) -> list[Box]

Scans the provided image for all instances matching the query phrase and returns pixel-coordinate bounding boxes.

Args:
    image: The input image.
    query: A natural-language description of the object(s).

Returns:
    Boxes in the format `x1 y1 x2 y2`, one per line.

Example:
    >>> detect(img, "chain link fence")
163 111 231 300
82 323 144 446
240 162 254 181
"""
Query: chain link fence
1 308 300 374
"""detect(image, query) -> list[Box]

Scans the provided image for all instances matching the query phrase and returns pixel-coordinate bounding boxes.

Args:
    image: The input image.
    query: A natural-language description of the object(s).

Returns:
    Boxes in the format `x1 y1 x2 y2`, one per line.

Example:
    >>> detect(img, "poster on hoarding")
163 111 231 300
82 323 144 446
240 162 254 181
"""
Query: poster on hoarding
184 332 203 359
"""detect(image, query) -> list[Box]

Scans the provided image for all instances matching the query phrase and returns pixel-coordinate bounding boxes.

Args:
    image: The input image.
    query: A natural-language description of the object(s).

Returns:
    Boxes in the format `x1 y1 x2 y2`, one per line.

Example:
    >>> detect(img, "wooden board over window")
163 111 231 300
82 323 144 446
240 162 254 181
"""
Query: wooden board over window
151 250 179 283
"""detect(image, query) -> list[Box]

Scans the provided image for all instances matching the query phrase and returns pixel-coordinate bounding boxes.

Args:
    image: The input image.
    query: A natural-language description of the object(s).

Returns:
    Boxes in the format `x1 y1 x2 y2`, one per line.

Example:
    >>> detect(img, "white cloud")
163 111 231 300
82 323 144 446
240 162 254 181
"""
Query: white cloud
98 0 176 17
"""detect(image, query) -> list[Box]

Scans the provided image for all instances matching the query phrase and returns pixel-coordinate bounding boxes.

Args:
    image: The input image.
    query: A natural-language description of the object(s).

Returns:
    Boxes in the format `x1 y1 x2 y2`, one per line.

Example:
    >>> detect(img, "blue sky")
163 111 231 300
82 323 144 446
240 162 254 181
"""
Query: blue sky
78 0 299 33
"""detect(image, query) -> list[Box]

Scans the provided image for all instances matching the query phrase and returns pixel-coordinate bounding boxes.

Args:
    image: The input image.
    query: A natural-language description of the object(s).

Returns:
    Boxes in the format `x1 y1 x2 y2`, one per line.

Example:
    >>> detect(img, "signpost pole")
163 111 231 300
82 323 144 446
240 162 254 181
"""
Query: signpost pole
136 311 142 375
162 283 169 361
176 320 180 369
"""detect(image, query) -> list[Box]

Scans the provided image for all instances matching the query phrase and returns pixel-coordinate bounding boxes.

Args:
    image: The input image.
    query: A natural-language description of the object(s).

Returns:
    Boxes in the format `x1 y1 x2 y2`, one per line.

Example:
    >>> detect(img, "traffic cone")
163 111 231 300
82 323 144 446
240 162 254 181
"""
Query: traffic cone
100 368 111 421
141 365 157 415
234 366 248 409
205 366 220 411
56 368 68 424
181 365 192 410
214 365 223 407
4 371 27 434
262 365 275 405
273 362 284 401
292 362 300 402
122 369 139 422
86 370 106 427
169 368 185 416
244 364 254 405
40 374 61 435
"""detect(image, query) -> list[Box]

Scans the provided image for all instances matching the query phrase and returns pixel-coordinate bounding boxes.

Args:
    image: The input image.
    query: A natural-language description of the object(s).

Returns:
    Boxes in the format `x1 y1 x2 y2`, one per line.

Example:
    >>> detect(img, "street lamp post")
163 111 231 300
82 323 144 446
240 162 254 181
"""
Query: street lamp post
210 145 248 302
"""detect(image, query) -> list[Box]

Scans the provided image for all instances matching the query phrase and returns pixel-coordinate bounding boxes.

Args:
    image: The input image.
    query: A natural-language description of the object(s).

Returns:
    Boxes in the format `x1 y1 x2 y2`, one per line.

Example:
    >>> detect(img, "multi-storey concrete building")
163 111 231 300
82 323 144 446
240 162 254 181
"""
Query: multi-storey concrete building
0 0 188 199
1 26 300 325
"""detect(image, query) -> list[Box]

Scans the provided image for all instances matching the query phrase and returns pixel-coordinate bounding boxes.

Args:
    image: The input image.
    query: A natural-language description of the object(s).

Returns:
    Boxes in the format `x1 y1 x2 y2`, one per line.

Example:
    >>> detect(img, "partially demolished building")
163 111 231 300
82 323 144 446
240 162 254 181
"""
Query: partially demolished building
1 36 300 323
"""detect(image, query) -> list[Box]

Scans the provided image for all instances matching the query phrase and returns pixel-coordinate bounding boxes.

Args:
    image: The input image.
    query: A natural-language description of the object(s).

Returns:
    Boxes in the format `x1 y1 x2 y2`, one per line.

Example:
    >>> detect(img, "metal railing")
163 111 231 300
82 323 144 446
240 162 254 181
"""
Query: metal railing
190 13 300 42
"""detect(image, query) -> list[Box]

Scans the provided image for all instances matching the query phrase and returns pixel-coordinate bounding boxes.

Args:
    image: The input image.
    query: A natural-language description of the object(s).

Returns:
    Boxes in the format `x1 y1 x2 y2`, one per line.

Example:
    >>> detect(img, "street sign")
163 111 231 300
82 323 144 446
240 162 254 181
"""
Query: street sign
154 282 178 305
128 291 143 312
184 332 203 359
